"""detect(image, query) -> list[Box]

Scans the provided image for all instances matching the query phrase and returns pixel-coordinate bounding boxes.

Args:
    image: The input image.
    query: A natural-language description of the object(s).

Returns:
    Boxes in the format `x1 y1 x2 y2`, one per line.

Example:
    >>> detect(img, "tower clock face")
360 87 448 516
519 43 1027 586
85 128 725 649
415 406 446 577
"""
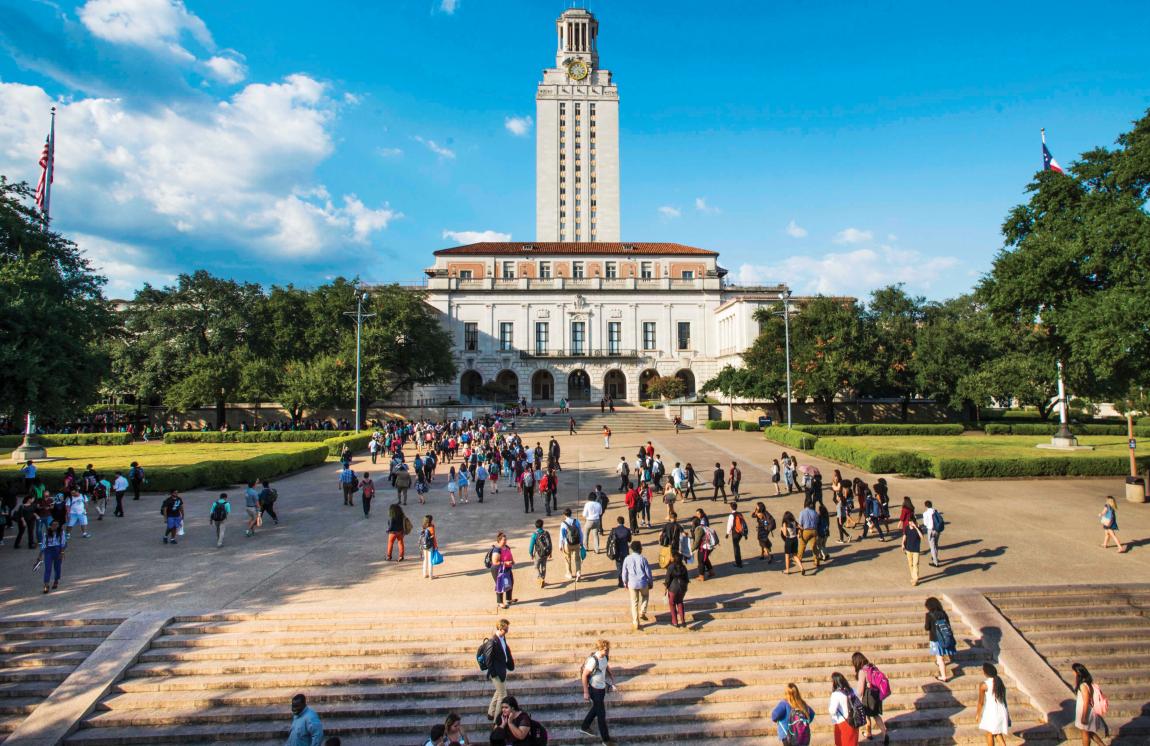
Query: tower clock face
567 60 590 81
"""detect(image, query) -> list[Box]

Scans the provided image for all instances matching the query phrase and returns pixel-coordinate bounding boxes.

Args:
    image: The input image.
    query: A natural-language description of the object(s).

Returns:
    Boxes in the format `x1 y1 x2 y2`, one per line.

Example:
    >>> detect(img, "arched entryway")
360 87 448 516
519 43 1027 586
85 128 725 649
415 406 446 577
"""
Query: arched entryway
567 370 591 401
494 370 519 400
638 369 660 400
604 370 627 400
674 369 696 397
531 370 555 402
460 370 483 398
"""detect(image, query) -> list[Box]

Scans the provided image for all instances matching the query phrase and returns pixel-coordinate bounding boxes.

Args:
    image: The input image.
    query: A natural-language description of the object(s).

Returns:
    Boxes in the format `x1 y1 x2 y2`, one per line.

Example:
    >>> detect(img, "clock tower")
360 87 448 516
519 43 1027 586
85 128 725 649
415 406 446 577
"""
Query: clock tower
536 7 620 243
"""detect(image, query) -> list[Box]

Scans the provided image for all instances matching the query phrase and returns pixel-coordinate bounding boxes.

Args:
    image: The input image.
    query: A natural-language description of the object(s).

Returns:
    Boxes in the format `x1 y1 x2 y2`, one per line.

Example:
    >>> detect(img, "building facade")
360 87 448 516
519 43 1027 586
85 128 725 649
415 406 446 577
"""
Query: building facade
536 7 620 243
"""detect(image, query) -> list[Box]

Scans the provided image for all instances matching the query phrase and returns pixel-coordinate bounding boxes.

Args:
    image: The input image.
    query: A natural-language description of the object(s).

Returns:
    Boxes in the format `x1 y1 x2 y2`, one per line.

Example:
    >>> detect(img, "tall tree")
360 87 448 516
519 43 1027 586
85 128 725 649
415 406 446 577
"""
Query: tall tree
0 179 113 422
913 294 997 420
788 296 872 423
864 285 924 420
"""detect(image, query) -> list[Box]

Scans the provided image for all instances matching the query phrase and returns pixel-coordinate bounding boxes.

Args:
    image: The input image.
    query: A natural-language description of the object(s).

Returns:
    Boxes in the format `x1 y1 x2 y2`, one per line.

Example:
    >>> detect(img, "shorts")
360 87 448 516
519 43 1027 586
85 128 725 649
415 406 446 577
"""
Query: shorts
246 507 259 520
930 640 956 657
783 537 798 555
68 514 88 527
166 517 182 531
863 688 883 717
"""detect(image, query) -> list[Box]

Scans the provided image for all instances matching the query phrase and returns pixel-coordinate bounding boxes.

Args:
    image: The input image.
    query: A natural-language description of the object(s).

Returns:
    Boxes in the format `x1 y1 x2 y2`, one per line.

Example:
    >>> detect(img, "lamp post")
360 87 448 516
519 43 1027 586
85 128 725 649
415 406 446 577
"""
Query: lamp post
344 289 376 433
782 289 793 430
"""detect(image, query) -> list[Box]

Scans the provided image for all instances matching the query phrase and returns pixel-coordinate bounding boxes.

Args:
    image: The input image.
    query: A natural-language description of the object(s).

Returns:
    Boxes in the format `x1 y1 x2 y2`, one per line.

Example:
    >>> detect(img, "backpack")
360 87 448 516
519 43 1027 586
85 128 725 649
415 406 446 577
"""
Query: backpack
536 530 553 559
932 510 945 533
94 482 107 500
846 690 868 728
128 466 138 480
606 531 617 560
403 516 413 536
566 520 582 546
933 615 956 649
266 488 278 504
526 718 548 746
865 664 892 700
733 513 748 539
476 638 494 671
702 525 720 550
484 545 497 569
596 491 609 510
1092 684 1110 716
210 501 228 522
785 706 811 746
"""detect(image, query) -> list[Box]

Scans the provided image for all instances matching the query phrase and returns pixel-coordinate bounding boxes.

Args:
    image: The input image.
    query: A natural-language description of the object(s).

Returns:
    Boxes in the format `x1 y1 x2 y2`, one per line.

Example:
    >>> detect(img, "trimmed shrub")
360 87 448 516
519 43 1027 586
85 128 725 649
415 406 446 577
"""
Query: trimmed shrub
762 426 818 451
795 424 965 437
933 455 1150 480
1138 416 1150 427
812 439 934 477
737 421 762 432
1 433 134 449
705 420 734 430
322 432 373 456
12 445 330 493
983 424 1150 437
163 431 354 444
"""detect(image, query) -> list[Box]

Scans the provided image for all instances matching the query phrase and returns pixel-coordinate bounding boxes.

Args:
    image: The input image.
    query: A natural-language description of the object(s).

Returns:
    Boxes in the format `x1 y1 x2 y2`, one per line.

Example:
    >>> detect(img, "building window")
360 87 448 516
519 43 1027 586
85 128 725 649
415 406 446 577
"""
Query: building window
572 261 584 279
640 262 653 279
608 321 621 354
502 261 515 279
458 270 473 280
535 322 549 354
499 322 513 351
680 270 695 280
605 261 617 279
677 322 691 351
642 322 656 351
464 322 479 352
571 321 586 355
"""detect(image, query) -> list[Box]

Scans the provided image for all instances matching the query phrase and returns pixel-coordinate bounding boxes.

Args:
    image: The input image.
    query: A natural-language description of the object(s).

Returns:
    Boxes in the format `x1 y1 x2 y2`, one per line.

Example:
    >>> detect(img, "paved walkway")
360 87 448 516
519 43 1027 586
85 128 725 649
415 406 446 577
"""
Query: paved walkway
3 427 1147 617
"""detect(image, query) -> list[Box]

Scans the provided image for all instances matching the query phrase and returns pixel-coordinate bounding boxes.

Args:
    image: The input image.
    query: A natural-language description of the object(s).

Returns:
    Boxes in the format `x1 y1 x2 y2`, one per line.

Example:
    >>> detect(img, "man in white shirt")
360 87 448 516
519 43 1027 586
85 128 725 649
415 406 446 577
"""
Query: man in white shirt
112 471 129 517
582 492 604 553
671 462 687 495
922 500 942 567
616 457 630 491
66 489 91 539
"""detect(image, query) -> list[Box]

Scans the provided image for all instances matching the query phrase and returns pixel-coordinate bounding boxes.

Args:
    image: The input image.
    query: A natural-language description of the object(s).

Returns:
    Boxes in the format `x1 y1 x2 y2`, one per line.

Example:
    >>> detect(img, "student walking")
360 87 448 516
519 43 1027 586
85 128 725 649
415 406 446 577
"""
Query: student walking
128 461 145 501
560 509 584 580
420 515 438 579
725 502 748 568
528 519 552 588
852 652 889 744
781 511 800 574
616 457 629 492
828 672 862 746
287 693 324 746
711 462 727 501
608 516 632 587
1099 496 1126 553
579 639 617 742
1071 663 1107 746
244 482 261 537
38 521 66 593
771 459 783 495
209 493 230 547
664 551 690 628
483 619 515 722
922 500 942 565
753 502 776 562
975 663 1011 746
620 540 653 630
65 489 91 540
360 473 375 517
770 683 814 745
925 597 957 681
491 532 515 608
387 503 407 561
339 465 357 507
728 462 742 499
602 425 611 449
447 467 458 507
901 519 925 586
582 492 604 553
160 490 184 545
258 479 279 525
692 516 715 581
112 471 128 517
395 466 412 506
520 468 536 514
797 499 821 573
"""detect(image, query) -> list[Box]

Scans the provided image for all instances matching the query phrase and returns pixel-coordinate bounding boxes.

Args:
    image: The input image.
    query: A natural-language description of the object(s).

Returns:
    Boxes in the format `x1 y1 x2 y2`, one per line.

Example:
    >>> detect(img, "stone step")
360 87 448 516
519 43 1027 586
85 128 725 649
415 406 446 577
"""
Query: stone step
0 714 28 736
1010 617 1150 635
0 638 103 655
0 681 55 699
0 665 75 683
0 618 125 630
0 625 121 641
0 697 40 716
0 651 88 669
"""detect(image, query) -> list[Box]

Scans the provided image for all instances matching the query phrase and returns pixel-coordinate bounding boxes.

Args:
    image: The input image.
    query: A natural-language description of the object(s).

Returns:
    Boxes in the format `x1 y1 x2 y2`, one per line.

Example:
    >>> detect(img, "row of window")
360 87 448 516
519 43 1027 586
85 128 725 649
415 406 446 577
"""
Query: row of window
496 261 671 280
463 321 692 353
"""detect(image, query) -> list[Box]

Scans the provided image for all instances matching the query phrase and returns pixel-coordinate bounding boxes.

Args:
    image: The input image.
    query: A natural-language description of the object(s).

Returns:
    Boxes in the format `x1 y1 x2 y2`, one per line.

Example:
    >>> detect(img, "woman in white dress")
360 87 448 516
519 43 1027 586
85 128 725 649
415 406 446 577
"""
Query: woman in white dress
975 662 1010 745
1071 663 1107 745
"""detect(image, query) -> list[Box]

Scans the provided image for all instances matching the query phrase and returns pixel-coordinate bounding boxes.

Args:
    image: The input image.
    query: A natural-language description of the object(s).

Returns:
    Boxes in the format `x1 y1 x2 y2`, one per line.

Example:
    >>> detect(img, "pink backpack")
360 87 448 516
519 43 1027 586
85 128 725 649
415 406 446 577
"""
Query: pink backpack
1092 685 1109 716
866 664 892 700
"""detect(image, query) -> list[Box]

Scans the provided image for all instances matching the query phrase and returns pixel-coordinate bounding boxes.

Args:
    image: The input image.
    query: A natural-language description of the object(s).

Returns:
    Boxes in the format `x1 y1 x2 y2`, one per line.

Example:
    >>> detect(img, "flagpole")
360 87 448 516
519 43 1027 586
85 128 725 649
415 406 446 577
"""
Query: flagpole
44 106 56 225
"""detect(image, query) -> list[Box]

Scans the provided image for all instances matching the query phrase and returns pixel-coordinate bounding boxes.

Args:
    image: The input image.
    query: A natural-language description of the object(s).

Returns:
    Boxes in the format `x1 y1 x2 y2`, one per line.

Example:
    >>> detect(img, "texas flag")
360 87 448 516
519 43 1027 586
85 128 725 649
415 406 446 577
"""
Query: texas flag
1042 143 1064 173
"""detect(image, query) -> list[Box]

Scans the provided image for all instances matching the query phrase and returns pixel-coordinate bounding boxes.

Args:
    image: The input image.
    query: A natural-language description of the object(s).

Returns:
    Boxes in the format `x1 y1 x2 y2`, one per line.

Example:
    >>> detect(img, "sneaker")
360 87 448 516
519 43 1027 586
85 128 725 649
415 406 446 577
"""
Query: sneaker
170 539 177 545
579 727 596 738
162 536 169 544
83 533 91 538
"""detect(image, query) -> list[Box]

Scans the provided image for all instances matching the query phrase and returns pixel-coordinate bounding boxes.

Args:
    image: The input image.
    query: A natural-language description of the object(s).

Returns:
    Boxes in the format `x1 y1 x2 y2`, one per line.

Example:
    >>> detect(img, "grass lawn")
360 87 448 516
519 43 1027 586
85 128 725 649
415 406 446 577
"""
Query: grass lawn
2 442 331 493
810 434 1148 479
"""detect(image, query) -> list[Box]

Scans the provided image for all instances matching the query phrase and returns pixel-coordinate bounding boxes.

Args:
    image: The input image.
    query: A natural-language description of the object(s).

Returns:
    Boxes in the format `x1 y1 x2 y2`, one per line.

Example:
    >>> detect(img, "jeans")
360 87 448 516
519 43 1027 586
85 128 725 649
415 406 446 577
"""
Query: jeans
836 517 852 542
615 558 625 587
619 474 629 491
731 536 743 567
534 555 547 581
131 478 142 500
581 685 610 740
475 480 485 503
212 520 226 546
628 587 650 626
862 516 886 539
667 590 686 626
15 516 36 548
114 492 125 517
927 530 940 564
523 487 535 513
42 545 63 584
627 507 639 532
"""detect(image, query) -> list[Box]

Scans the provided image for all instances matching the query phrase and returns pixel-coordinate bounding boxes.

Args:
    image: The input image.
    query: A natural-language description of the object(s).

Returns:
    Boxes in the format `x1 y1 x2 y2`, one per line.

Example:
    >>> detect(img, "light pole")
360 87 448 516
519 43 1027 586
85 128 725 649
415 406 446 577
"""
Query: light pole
782 289 793 430
344 289 376 433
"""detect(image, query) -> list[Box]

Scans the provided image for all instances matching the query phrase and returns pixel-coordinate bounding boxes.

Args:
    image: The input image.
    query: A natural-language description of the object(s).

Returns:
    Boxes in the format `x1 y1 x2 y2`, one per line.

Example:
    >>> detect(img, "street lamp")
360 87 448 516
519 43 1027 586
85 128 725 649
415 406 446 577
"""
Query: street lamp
782 289 793 430
344 289 376 433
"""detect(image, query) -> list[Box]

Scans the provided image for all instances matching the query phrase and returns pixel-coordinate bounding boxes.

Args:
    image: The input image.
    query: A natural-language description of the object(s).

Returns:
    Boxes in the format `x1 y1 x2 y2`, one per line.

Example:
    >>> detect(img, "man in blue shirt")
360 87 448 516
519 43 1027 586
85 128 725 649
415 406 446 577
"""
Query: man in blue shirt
620 540 653 631
339 466 357 507
286 693 323 746
797 498 821 574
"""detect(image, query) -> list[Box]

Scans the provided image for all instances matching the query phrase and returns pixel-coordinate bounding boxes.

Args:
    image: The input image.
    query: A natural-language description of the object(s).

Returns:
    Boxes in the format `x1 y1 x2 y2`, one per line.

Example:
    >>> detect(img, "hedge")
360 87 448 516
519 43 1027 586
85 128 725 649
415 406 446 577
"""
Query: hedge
812 439 934 477
737 421 762 432
794 424 965 437
705 420 734 430
762 426 819 451
322 432 374 456
10 445 330 493
984 423 1150 437
1 432 134 449
163 431 354 444
933 455 1150 480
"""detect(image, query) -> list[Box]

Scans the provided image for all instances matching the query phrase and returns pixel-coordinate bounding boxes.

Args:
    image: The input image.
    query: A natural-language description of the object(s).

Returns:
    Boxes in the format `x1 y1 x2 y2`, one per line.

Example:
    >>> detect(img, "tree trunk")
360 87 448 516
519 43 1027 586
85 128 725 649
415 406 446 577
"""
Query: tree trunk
822 397 835 424
773 398 786 424
900 397 910 423
216 399 226 430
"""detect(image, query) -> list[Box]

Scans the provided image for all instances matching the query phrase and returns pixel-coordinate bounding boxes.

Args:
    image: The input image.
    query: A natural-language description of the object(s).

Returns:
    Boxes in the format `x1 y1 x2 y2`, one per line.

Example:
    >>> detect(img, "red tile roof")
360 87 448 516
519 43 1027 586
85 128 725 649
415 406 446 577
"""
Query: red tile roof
434 242 719 257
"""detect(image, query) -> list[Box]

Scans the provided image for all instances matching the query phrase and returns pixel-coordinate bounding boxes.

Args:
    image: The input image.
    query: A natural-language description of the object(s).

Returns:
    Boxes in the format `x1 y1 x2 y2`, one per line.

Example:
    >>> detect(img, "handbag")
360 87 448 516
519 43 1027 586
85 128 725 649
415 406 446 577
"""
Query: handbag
658 544 673 568
579 545 587 561
431 548 444 566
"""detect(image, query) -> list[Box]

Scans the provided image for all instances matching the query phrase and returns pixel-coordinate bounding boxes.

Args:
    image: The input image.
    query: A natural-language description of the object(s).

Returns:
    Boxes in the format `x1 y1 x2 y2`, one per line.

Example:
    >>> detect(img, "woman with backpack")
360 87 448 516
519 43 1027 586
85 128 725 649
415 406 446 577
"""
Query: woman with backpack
360 473 375 518
491 532 515 610
1071 663 1107 745
663 551 690 628
828 671 863 746
1099 496 1126 553
753 502 775 563
924 597 957 681
975 662 1011 745
780 511 800 574
690 516 714 581
816 502 832 562
851 652 889 744
769 682 814 745
38 520 67 593
420 515 438 579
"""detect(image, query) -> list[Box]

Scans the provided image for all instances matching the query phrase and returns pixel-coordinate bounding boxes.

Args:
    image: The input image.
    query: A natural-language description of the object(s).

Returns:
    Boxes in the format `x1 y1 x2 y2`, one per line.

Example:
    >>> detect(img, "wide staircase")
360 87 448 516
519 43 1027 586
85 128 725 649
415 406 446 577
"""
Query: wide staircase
987 586 1150 744
0 615 126 743
511 404 684 435
63 593 1053 745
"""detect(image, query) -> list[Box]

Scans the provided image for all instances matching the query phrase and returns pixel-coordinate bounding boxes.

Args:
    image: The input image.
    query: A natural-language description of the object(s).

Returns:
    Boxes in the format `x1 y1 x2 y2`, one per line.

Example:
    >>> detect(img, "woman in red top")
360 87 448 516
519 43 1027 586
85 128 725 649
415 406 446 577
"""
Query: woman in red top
898 497 915 531
492 532 515 609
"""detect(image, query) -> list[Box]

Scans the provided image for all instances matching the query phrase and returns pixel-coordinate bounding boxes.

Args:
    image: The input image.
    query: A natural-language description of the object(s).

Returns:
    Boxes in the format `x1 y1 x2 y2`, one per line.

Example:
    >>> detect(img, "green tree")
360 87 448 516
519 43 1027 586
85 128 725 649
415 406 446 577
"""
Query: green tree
865 285 924 420
0 179 113 422
913 294 997 420
981 109 1150 401
789 296 872 423
645 375 685 401
278 355 355 425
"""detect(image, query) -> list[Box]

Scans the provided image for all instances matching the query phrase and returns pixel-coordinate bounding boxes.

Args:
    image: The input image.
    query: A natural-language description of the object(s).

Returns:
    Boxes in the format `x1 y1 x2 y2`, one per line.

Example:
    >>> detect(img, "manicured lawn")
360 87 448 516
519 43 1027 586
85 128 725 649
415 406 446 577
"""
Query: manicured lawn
827 434 1135 459
2 442 331 493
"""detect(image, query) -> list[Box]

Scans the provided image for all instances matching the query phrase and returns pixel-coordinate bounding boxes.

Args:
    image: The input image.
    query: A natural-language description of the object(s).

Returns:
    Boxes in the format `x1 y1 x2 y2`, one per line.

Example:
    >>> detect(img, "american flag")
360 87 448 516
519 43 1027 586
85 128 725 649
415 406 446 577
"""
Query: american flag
34 134 53 214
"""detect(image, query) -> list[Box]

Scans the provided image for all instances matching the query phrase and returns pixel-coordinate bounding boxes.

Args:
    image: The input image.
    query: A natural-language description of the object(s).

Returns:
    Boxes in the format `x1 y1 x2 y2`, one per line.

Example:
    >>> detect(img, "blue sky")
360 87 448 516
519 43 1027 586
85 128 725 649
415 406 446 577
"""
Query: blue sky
1 0 1148 299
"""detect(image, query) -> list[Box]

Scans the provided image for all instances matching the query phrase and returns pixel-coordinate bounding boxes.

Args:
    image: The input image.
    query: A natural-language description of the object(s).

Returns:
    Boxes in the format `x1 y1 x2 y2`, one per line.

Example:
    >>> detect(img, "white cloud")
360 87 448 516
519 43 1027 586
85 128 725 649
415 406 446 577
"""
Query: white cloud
658 205 682 219
72 232 178 298
442 229 511 244
736 245 961 296
79 0 213 60
785 219 808 238
440 0 460 13
204 54 246 84
377 147 404 158
343 92 362 105
833 227 873 244
504 115 532 136
415 135 455 159
695 197 720 214
0 77 401 271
